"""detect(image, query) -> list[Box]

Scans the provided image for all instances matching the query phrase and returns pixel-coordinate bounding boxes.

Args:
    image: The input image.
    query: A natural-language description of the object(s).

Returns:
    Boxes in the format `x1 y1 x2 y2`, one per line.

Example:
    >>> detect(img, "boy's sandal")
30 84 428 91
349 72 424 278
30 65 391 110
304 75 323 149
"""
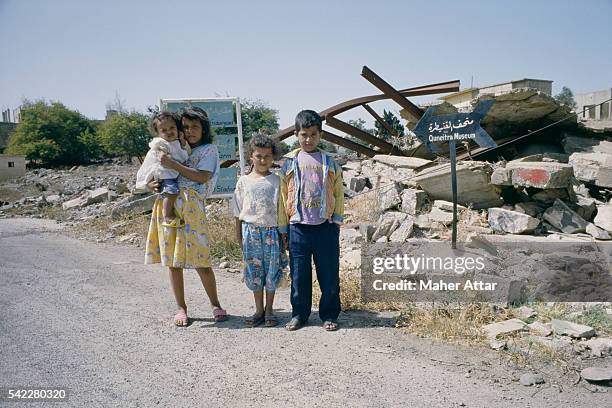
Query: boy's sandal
285 317 304 331
174 309 188 327
323 320 339 331
245 313 265 328
265 314 278 327
212 307 228 322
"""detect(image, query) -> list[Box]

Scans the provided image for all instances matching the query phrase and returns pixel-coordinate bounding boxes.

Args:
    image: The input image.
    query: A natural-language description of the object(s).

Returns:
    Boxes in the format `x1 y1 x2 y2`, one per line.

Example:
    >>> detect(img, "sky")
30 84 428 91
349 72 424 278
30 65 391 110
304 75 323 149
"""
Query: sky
1 0 612 132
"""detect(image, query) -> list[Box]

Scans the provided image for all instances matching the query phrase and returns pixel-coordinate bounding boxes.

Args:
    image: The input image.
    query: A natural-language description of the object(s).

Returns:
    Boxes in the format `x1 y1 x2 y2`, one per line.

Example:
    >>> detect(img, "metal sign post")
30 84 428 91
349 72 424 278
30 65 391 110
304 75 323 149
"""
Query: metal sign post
413 100 496 248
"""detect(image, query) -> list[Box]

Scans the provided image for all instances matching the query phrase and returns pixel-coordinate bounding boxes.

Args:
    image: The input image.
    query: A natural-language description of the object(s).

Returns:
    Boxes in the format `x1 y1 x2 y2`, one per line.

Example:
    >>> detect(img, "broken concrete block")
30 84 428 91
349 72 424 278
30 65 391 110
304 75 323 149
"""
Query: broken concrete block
349 177 368 193
519 373 545 386
110 194 157 219
389 217 414 242
413 161 502 209
586 223 612 240
551 319 595 338
359 223 376 242
542 199 589 234
400 189 430 215
414 214 431 229
433 200 467 212
531 188 572 205
505 161 573 189
342 169 358 186
372 155 431 169
581 367 612 382
340 249 362 271
569 152 612 188
488 208 540 234
570 196 597 221
527 321 552 337
516 306 537 319
377 184 401 211
428 207 454 225
340 228 363 248
514 202 543 217
490 167 512 186
594 203 612 233
581 338 612 357
371 212 407 241
482 318 527 339
342 161 362 172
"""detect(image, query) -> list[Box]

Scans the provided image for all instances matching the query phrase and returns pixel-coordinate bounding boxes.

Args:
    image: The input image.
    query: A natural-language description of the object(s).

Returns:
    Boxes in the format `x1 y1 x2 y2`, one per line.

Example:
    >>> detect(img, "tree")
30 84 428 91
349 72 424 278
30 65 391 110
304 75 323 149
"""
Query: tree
240 99 280 139
6 100 97 166
374 110 405 141
96 111 150 161
554 86 577 110
276 141 291 157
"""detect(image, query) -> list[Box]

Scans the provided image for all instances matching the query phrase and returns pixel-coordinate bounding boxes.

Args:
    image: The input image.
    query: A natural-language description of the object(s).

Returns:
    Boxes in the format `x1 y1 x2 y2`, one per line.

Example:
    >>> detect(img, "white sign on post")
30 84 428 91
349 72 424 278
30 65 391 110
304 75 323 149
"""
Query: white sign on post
159 97 245 199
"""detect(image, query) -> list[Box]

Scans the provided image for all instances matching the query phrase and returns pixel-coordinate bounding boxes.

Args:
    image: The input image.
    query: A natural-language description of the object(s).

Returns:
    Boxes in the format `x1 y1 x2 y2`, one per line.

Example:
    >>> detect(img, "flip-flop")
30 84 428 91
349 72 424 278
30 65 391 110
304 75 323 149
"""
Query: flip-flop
212 307 228 322
323 320 339 331
245 313 265 328
174 309 188 327
285 317 304 331
265 314 278 327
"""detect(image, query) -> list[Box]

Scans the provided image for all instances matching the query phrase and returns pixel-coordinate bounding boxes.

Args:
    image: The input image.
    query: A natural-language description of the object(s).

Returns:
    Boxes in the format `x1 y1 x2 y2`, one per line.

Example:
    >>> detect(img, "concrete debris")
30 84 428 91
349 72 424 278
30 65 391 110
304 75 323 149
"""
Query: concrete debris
527 322 552 337
482 318 527 339
400 189 430 215
488 208 540 234
594 203 612 233
413 161 503 209
569 152 612 188
580 367 612 382
542 199 589 234
519 373 545 386
551 319 595 339
372 155 431 169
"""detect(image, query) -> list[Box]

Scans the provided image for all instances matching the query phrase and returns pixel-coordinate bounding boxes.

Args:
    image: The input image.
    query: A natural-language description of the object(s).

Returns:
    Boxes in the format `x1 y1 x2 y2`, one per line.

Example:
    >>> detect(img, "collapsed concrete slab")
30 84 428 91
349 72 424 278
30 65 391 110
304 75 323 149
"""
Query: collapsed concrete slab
413 161 502 209
594 203 612 233
372 155 432 169
569 152 612 188
400 189 430 215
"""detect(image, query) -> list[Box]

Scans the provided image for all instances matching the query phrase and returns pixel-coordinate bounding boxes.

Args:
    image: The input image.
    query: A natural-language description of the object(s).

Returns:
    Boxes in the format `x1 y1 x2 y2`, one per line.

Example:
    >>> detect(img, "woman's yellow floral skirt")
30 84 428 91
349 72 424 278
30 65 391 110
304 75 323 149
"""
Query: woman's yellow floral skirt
145 188 211 268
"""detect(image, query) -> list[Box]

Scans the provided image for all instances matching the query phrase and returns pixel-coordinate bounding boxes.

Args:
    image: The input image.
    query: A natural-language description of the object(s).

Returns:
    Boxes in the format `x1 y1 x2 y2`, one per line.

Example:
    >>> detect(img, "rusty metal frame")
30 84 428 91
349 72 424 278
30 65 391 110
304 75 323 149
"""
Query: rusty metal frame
361 66 424 120
325 116 396 154
362 103 399 139
321 130 377 157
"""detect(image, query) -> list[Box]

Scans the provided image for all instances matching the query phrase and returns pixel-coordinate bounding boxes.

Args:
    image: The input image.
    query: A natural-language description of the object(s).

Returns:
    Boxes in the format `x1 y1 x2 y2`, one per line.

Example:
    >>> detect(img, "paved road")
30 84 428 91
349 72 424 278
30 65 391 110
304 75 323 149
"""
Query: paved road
0 218 607 407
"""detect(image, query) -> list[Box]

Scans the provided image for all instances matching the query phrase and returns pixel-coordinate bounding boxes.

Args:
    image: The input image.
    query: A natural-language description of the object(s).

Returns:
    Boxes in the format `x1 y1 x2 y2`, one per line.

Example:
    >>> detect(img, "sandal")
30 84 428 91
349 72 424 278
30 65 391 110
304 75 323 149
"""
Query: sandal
245 313 265 328
174 309 188 327
265 314 278 327
285 317 304 331
323 320 339 331
212 307 228 322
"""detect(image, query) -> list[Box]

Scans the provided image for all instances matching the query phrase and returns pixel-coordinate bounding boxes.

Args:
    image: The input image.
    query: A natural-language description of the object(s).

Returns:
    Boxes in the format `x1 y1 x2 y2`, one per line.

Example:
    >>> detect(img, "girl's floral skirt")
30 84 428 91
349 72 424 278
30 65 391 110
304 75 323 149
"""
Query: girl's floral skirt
145 188 211 268
241 222 288 291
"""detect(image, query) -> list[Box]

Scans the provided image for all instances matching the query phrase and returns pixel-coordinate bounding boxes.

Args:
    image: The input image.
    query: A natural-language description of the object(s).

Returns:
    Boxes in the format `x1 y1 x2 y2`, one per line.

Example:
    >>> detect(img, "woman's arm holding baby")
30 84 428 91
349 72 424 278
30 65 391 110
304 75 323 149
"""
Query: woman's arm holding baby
160 153 212 183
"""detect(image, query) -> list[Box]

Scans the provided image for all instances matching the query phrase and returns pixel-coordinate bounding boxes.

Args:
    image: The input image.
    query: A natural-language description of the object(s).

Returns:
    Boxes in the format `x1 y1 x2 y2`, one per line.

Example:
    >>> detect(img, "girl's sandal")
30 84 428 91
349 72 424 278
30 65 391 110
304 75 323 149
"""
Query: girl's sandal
264 314 278 327
245 313 265 328
323 320 339 331
174 309 188 327
212 307 228 322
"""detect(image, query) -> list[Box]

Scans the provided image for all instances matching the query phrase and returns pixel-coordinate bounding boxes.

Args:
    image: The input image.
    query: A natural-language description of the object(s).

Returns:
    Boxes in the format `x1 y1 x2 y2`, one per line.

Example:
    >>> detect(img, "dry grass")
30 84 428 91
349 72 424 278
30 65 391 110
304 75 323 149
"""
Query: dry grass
311 271 404 312
529 302 612 336
206 201 242 261
396 303 515 346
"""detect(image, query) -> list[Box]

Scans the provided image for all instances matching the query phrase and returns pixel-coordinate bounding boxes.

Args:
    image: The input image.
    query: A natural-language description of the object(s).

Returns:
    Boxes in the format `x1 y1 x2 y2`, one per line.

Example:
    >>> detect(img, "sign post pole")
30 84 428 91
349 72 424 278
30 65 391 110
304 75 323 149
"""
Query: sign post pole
412 99 496 249
449 139 458 249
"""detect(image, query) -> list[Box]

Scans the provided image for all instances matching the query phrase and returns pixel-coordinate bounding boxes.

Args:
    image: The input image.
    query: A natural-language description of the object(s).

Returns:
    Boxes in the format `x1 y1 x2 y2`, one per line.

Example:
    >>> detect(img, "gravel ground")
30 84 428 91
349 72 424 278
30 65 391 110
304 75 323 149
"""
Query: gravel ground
0 218 609 407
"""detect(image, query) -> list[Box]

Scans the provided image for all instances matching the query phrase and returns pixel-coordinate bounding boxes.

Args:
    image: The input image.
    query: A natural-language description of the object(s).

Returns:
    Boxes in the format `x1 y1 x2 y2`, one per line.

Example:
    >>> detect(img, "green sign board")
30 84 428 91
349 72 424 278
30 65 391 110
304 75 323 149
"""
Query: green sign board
161 100 235 127
160 98 245 198
214 167 239 195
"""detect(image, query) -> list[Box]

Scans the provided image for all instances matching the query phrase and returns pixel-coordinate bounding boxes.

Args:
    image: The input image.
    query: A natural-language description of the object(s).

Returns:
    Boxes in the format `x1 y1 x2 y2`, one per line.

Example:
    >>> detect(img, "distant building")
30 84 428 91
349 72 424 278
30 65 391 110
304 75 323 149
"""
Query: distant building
575 88 612 121
439 79 553 111
0 155 26 181
0 122 17 154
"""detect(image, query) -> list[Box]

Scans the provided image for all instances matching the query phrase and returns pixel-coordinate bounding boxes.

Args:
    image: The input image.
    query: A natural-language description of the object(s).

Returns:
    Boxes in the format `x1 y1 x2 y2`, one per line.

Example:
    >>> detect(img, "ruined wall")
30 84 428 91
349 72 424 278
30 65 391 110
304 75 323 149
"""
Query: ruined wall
0 155 26 181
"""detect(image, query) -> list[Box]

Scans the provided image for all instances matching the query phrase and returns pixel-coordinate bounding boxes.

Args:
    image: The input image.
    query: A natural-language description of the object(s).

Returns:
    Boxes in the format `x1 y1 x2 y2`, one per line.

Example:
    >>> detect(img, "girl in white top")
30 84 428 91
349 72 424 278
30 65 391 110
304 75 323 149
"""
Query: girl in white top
231 134 288 327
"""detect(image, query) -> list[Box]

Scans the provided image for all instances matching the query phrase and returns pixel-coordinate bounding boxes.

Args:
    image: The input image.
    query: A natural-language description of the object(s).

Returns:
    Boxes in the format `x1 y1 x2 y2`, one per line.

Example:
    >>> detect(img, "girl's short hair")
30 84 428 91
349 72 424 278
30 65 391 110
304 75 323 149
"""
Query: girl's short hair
150 111 182 136
180 107 213 146
247 133 278 158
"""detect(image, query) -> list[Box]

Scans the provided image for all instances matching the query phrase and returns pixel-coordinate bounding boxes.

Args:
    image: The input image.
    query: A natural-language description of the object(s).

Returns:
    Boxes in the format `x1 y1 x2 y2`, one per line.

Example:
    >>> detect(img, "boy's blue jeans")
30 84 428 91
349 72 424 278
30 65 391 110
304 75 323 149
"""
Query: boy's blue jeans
288 222 341 323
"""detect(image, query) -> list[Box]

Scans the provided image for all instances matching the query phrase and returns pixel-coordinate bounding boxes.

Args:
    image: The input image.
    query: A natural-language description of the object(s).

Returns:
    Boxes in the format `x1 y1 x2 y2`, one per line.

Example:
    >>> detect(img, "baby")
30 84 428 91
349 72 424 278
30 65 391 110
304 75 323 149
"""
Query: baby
135 111 190 226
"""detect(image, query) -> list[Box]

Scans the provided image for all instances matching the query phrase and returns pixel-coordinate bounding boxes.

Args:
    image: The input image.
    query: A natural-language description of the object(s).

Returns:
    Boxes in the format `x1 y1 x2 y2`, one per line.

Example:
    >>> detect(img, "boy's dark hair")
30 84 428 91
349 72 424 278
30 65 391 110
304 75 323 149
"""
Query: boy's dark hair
247 133 278 158
180 106 213 146
150 111 182 136
295 109 322 132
